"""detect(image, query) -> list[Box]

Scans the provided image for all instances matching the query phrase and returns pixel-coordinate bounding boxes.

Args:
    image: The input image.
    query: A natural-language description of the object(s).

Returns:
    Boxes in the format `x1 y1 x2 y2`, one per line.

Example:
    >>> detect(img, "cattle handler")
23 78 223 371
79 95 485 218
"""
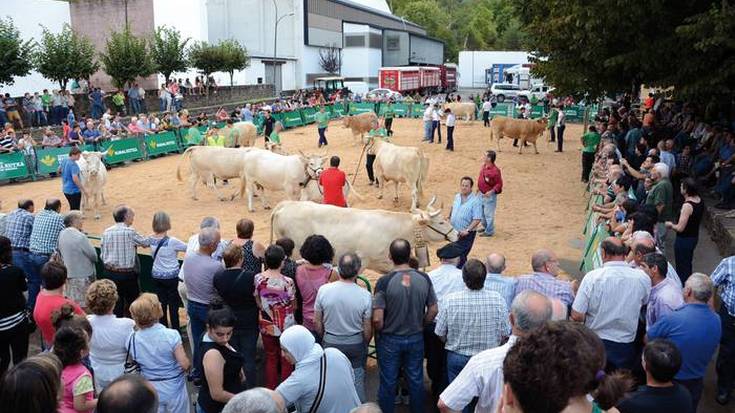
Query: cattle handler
365 119 390 186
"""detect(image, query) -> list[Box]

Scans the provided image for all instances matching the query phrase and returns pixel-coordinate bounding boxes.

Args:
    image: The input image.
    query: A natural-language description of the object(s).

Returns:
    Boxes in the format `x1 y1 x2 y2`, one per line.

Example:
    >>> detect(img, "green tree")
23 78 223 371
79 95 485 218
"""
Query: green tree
35 24 98 90
0 17 34 86
188 41 225 95
395 0 456 60
218 39 250 87
151 26 190 83
99 26 155 88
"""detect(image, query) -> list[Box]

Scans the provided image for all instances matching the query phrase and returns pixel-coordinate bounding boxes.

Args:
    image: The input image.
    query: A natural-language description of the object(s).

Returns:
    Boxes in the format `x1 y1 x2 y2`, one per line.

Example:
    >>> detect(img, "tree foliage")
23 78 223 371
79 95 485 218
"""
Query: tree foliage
150 26 190 83
187 41 224 94
0 17 34 86
319 44 342 74
99 26 155 89
218 39 250 87
35 24 98 89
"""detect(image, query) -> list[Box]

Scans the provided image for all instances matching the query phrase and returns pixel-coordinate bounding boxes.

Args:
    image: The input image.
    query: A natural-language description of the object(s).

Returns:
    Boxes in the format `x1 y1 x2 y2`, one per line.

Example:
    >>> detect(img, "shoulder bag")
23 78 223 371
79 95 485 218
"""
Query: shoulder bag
123 332 141 375
308 354 328 413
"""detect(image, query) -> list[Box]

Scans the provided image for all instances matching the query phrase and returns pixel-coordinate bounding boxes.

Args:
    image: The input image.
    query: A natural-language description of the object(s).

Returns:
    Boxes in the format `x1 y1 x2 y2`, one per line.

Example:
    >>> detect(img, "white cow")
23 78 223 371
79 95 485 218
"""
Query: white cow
176 146 253 201
270 197 458 272
241 148 327 212
77 152 107 219
443 102 476 122
232 121 257 147
372 139 429 209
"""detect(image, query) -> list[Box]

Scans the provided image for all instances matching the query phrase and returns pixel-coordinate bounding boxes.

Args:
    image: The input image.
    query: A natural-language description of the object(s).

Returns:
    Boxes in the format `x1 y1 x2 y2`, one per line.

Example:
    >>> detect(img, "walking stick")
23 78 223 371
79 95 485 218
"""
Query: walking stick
352 141 369 186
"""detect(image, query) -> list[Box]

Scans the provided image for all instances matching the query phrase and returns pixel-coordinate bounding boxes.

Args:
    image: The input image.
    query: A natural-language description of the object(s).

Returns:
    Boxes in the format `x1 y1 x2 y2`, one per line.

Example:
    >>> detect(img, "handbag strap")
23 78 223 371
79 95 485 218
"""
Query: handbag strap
125 332 136 364
308 354 327 413
152 236 169 264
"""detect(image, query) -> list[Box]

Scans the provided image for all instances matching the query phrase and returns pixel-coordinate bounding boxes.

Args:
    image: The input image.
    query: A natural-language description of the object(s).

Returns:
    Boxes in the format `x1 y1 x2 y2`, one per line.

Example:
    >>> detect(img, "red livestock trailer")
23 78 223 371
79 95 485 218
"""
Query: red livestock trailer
379 67 421 94
440 64 457 92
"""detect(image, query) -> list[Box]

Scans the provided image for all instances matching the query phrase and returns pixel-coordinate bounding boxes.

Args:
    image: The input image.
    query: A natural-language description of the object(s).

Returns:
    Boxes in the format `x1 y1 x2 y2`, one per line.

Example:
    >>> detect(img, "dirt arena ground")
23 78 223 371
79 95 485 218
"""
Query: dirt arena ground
0 119 588 281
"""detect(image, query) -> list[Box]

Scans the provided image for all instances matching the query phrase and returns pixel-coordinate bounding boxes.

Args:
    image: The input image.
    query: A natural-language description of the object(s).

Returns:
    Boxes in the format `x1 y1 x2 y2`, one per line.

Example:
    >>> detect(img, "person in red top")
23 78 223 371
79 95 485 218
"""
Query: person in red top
319 156 347 207
477 150 503 237
33 261 85 348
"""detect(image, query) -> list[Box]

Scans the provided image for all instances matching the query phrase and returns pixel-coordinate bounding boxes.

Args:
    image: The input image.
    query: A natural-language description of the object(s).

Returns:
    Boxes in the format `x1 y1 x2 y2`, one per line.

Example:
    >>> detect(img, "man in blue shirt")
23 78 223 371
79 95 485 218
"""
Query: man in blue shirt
241 103 253 122
127 84 140 115
60 146 86 211
448 177 483 268
82 120 102 149
647 273 721 412
711 255 735 405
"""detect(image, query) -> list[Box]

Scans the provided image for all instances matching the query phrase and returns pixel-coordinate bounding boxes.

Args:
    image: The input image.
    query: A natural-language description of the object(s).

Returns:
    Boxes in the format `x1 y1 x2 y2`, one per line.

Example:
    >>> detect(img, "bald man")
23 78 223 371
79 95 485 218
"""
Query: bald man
515 249 575 307
572 237 651 371
98 376 158 413
628 231 682 289
483 253 517 309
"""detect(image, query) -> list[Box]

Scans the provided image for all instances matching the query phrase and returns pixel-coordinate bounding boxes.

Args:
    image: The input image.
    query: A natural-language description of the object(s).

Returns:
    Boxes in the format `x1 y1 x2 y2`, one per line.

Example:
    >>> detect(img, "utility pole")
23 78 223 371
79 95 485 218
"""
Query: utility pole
272 0 293 94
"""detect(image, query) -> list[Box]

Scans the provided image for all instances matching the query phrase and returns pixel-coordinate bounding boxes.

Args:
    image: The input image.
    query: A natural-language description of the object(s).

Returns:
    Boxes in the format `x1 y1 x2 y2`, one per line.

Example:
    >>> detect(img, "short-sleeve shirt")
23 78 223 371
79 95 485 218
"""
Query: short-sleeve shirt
61 158 81 194
646 277 684 328
182 251 223 305
214 268 259 331
131 324 186 381
59 363 95 413
582 131 601 153
295 265 332 331
254 273 296 336
150 236 187 278
450 193 483 231
646 178 674 222
34 291 85 345
315 280 371 345
319 167 347 207
315 111 330 128
373 268 437 336
617 384 691 413
269 131 281 144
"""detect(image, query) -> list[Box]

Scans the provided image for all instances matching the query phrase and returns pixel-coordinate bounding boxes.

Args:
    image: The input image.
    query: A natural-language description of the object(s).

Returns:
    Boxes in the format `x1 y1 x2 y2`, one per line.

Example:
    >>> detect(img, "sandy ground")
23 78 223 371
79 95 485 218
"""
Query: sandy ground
0 119 588 281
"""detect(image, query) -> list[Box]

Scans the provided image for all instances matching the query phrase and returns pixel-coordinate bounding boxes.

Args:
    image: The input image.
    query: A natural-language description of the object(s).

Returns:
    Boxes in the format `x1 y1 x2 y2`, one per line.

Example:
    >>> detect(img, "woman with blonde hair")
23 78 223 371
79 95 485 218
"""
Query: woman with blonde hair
129 293 191 413
149 211 188 331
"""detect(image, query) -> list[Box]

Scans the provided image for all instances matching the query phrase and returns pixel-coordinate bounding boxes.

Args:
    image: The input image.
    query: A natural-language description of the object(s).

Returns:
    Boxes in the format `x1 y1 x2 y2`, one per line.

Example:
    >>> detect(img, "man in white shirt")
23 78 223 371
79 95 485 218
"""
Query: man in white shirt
481 99 493 127
431 104 443 144
423 103 433 142
572 237 651 371
426 243 466 402
437 290 552 413
445 108 457 151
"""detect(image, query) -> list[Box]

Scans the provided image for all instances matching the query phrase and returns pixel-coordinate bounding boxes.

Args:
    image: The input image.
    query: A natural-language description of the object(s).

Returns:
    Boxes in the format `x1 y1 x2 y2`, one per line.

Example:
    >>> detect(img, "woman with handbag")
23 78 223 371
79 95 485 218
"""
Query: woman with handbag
128 293 191 413
149 211 188 331
0 235 29 377
273 325 360 413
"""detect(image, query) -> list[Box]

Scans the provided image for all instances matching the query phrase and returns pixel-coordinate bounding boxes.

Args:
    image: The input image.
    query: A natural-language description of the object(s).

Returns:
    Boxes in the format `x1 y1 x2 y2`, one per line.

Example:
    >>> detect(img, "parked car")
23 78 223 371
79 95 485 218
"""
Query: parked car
366 88 403 101
489 83 521 102
518 85 555 102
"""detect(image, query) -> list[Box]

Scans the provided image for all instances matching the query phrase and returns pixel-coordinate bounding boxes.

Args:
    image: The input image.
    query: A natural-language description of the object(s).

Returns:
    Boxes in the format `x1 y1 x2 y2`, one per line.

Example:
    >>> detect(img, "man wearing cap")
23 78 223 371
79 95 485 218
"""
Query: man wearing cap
448 177 483 268
425 243 466 402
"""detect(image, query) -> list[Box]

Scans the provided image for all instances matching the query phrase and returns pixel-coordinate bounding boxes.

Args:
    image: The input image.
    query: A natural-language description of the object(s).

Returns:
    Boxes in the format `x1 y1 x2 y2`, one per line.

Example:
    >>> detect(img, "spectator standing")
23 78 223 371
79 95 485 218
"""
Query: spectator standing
60 147 86 211
262 111 275 144
0 236 29 377
315 106 330 148
646 163 674 252
710 255 735 405
111 90 125 116
85 280 135 391
230 218 264 275
319 156 348 208
128 294 190 413
33 261 85 348
483 253 517 310
478 150 503 237
373 239 438 413
445 108 456 151
437 290 552 413
448 177 483 268
275 238 297 280
0 353 63 413
149 211 187 331
295 234 336 335
555 104 566 152
255 245 297 389
581 125 601 182
3 93 23 129
647 273 721 412
383 101 395 136
100 205 151 317
572 237 651 371
214 244 260 389
666 178 704 284
422 103 433 142
57 211 97 307
640 252 683 329
28 198 65 311
314 253 372 402
617 339 691 413
515 249 575 307
432 104 443 143
53 327 98 413
97 375 159 413
547 104 558 142
127 84 140 115
222 388 281 413
4 199 35 283
481 99 492 127
436 259 510 391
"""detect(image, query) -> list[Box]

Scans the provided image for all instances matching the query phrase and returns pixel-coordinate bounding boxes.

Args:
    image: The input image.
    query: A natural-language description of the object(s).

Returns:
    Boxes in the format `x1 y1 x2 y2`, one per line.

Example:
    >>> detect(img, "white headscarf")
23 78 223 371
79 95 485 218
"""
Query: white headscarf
280 325 324 368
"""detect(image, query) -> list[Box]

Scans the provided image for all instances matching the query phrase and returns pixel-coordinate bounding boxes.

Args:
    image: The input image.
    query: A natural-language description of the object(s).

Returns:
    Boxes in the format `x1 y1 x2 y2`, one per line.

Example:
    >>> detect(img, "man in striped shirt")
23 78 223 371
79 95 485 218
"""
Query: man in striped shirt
448 177 483 268
711 255 735 405
515 249 575 307
27 199 65 311
5 199 35 290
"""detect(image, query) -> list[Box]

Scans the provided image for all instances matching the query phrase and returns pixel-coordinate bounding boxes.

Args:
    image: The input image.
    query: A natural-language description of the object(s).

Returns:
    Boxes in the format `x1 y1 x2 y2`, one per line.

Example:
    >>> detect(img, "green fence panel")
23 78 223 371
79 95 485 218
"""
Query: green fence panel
489 103 514 119
145 131 180 156
563 106 584 122
101 138 144 164
36 147 71 175
411 104 425 118
531 105 545 118
271 112 285 125
328 103 348 118
181 128 204 146
0 152 31 180
379 103 411 118
301 107 318 124
280 111 305 128
349 102 376 115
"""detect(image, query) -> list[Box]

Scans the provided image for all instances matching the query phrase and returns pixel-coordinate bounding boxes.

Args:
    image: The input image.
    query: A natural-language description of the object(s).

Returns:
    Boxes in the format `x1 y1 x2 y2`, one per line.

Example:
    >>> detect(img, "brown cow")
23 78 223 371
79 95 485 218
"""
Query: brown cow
342 112 378 143
489 116 547 154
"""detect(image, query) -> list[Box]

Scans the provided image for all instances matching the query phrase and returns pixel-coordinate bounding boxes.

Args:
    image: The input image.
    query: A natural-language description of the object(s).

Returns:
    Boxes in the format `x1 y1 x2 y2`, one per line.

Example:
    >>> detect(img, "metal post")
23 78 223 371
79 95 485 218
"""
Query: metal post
273 0 278 93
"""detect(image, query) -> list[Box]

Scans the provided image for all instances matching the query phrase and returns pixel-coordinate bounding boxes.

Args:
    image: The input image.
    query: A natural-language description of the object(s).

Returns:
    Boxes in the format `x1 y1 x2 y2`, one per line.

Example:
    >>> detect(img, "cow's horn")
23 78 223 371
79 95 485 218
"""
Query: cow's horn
426 195 437 210
428 209 441 218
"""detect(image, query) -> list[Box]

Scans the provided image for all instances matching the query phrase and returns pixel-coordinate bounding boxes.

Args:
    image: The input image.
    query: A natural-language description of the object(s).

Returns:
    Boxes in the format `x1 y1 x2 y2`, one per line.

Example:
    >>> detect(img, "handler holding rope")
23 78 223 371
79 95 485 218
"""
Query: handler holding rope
364 118 390 186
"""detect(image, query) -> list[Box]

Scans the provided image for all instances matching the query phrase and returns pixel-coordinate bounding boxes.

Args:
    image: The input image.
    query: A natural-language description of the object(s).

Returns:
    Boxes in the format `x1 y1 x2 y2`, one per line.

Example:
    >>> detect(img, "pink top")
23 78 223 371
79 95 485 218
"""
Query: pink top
127 122 143 134
59 363 94 413
295 265 332 331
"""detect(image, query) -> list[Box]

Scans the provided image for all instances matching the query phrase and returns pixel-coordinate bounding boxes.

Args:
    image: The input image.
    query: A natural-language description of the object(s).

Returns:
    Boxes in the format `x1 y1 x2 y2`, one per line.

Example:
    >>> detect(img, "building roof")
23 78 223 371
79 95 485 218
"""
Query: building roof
332 0 423 30
344 0 391 14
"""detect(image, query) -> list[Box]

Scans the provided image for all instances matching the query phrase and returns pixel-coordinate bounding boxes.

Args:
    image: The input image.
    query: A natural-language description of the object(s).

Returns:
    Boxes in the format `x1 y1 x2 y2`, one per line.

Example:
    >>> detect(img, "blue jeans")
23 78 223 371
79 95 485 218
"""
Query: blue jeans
423 121 432 141
447 351 473 413
318 127 328 146
11 250 32 282
27 253 50 311
674 236 698 285
377 332 425 413
230 328 259 388
432 120 441 142
455 231 476 269
130 99 141 115
187 300 209 377
159 98 166 113
481 193 497 236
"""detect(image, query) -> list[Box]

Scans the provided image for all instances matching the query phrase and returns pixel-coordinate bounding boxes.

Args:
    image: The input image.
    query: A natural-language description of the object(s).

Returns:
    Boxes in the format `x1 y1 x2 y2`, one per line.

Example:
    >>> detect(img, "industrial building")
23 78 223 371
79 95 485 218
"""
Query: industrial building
457 50 532 89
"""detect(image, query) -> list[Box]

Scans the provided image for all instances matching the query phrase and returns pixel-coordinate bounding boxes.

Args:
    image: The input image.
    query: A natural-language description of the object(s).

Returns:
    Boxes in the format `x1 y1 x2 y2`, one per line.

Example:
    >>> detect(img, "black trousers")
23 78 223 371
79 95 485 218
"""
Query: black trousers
106 270 140 317
432 120 441 143
483 111 490 127
64 192 82 211
557 124 566 152
424 324 447 407
674 377 703 413
153 278 182 330
582 151 595 182
385 118 393 136
446 126 455 151
717 304 735 395
0 320 29 377
366 154 377 183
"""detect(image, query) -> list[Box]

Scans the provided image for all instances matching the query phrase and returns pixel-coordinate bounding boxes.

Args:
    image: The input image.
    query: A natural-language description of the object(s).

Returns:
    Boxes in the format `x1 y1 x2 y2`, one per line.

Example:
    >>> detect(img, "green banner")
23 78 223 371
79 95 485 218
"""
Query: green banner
411 104 425 118
101 138 143 164
0 152 30 180
563 106 582 122
349 102 376 115
36 147 72 175
379 103 411 118
181 128 204 146
490 103 514 118
329 103 347 118
301 107 317 124
280 111 304 128
145 131 180 156
531 105 545 118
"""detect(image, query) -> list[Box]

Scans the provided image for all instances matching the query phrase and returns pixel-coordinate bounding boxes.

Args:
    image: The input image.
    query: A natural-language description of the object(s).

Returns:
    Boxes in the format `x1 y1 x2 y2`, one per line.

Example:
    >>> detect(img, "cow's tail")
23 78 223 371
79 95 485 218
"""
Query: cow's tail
176 146 196 181
417 151 429 195
269 202 285 244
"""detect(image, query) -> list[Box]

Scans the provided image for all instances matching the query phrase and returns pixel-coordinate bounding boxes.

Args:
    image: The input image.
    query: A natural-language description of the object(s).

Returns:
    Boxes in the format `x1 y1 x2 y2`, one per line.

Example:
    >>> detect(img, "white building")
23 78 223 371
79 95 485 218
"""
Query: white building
457 50 532 89
2 0 443 95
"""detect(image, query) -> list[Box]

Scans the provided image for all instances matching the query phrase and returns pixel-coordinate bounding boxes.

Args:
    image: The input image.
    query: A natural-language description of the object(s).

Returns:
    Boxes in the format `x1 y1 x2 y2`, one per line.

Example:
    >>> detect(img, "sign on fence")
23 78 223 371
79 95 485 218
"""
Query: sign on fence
411 104 425 118
490 103 514 118
280 111 305 128
145 132 180 156
329 104 347 118
101 138 143 164
349 102 376 115
301 107 317 124
0 152 30 180
379 103 411 118
36 147 71 175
